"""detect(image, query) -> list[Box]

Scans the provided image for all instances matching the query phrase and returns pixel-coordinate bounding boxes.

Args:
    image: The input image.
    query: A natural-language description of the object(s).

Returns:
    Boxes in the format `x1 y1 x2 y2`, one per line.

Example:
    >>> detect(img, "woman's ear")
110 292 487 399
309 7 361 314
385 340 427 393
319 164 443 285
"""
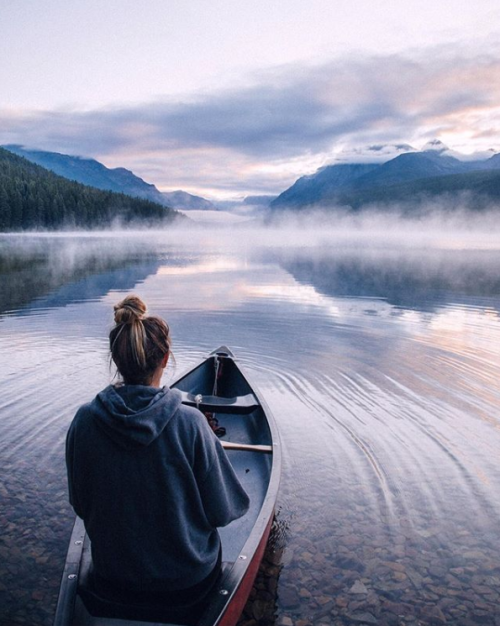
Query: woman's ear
161 353 169 368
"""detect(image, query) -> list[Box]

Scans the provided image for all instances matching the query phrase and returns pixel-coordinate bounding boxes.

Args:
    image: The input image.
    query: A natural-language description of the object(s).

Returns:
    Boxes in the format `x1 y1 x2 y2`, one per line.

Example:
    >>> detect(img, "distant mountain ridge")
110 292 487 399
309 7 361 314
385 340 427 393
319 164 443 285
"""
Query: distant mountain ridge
337 168 500 211
161 189 214 210
7 142 500 216
273 163 377 208
0 147 184 230
271 143 500 210
3 145 214 211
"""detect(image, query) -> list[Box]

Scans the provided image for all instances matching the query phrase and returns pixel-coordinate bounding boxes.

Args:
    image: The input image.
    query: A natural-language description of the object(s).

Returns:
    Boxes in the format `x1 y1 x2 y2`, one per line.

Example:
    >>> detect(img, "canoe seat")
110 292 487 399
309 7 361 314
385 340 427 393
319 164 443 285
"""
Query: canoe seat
78 584 201 624
178 391 259 414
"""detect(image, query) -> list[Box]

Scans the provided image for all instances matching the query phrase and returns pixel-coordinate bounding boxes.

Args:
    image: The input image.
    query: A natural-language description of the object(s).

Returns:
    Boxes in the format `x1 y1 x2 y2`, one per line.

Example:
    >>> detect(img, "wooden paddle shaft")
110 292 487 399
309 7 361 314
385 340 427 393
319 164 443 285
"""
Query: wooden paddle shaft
221 441 273 453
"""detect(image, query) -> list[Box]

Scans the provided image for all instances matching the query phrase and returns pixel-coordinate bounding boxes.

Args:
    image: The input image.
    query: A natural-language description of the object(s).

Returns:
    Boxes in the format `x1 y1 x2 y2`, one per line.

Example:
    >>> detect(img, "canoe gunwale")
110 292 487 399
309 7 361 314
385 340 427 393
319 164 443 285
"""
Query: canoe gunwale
53 517 86 626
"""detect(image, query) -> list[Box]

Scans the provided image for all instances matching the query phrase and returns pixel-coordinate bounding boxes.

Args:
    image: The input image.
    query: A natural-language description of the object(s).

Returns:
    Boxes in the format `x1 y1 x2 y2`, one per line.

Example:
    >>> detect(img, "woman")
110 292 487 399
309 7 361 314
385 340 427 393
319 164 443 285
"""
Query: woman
66 295 249 623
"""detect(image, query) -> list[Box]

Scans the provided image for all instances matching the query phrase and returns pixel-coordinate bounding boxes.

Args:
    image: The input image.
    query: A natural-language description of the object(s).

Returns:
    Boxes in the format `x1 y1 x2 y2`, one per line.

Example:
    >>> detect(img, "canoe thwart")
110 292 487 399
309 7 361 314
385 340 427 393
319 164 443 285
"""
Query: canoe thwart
179 391 259 414
221 441 273 453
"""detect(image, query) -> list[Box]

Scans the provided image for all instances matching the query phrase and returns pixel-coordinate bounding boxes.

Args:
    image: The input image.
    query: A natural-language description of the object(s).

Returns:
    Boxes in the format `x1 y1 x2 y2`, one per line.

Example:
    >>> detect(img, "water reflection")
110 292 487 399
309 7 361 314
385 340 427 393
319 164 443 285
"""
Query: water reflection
1 232 500 626
0 235 163 317
277 246 500 312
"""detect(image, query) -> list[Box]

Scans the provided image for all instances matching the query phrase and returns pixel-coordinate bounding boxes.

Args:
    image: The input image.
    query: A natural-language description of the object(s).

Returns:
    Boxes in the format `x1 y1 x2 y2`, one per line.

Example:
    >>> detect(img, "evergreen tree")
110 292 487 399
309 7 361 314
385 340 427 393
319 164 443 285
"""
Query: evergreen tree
0 185 10 229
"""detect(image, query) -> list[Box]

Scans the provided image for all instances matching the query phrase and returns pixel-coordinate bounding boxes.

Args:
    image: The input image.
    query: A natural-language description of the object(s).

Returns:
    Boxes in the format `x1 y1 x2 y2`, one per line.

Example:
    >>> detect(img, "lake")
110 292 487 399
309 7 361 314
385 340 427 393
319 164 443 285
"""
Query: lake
1 225 500 626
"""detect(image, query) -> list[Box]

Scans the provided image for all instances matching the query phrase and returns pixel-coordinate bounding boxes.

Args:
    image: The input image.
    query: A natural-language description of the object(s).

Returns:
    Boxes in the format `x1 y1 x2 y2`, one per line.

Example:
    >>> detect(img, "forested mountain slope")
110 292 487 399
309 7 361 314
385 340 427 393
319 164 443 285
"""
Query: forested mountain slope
0 148 183 230
271 146 500 212
3 145 214 210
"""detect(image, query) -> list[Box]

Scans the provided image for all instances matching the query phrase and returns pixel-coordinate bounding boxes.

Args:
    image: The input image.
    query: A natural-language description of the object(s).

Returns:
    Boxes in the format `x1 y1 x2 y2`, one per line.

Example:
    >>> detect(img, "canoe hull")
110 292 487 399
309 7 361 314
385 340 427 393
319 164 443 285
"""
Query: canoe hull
216 514 274 626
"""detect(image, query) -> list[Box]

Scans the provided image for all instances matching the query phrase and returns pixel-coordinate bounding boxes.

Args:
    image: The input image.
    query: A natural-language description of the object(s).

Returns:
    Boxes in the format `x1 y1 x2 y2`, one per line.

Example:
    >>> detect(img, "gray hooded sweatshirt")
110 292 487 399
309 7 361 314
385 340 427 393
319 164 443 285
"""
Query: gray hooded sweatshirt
66 384 249 592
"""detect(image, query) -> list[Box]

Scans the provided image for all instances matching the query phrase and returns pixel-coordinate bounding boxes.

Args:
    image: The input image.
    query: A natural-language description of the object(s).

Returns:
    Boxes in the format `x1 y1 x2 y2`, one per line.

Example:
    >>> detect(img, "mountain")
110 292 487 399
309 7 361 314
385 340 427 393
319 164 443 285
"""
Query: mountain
479 152 500 170
3 145 214 210
272 164 378 208
243 195 278 206
161 190 214 210
351 151 471 189
270 143 500 211
3 144 167 202
337 168 500 211
0 147 184 230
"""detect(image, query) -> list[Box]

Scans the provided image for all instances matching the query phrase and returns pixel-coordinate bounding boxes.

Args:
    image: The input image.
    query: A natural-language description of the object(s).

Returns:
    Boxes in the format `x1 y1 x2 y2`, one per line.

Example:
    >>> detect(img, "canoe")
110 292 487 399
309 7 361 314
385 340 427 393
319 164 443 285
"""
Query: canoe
53 346 281 626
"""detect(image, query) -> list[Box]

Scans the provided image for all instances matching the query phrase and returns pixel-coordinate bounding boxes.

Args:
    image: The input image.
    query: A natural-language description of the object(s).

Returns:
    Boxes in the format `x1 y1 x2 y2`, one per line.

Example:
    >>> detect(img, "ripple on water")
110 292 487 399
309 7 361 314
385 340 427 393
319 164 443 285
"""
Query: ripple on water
2 236 500 625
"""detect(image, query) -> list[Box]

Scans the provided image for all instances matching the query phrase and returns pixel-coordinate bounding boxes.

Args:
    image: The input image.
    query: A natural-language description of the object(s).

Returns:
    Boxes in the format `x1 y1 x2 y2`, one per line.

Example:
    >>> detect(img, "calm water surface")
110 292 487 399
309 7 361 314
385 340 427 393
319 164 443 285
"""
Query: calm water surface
1 229 500 626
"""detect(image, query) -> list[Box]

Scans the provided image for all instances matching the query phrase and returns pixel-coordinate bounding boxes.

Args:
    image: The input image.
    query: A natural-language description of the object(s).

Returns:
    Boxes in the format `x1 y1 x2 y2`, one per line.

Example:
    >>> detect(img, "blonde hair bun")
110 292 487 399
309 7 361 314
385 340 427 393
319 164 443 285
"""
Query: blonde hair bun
114 295 147 325
110 294 171 384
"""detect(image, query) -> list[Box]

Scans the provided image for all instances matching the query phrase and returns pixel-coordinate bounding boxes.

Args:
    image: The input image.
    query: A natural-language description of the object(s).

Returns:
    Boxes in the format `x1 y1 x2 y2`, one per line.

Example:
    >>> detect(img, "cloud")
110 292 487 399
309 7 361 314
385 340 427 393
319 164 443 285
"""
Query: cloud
333 143 417 164
2 44 500 195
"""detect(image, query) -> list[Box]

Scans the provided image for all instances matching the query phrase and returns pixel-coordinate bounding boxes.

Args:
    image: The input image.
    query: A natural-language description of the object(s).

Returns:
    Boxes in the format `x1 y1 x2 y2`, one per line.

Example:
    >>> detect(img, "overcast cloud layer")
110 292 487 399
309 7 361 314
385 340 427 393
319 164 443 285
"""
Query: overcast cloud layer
2 45 500 197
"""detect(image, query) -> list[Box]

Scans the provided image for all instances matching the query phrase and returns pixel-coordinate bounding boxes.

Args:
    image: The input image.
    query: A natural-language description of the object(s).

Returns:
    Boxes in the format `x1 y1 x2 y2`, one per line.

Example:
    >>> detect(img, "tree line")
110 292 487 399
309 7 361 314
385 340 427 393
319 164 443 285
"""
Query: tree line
0 148 182 230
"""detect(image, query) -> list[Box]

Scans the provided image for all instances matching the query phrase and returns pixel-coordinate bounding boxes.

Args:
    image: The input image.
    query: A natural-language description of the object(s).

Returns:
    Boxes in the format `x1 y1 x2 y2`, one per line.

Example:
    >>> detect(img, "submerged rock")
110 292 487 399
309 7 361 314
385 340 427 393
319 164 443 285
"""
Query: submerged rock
346 611 378 624
349 580 368 595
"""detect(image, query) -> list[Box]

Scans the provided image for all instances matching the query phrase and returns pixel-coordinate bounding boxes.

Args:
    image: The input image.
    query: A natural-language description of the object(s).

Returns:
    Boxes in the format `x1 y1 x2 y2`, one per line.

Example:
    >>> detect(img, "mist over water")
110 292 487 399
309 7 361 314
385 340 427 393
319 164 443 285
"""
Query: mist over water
1 221 500 626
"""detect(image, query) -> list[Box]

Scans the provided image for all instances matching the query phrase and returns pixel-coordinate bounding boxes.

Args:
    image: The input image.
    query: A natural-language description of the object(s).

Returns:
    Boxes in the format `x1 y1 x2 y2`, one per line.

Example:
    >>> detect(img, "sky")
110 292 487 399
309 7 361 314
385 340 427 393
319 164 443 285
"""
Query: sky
1 0 500 199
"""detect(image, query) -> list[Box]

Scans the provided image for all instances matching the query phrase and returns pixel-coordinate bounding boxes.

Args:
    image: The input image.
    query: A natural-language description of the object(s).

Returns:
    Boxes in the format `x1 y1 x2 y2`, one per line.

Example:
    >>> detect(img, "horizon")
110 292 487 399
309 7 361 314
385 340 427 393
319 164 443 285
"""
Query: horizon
1 1 500 200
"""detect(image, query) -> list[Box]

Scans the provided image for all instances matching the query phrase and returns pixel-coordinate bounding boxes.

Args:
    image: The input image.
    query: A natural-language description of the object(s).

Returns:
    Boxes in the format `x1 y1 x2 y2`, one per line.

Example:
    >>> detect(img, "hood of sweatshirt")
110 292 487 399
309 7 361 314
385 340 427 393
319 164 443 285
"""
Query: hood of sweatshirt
93 384 183 448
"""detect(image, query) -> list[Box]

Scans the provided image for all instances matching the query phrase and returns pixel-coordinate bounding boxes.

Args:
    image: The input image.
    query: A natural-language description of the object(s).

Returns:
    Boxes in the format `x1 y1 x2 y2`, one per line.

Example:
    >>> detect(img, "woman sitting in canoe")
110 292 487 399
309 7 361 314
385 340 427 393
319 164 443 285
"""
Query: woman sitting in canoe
66 295 249 623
